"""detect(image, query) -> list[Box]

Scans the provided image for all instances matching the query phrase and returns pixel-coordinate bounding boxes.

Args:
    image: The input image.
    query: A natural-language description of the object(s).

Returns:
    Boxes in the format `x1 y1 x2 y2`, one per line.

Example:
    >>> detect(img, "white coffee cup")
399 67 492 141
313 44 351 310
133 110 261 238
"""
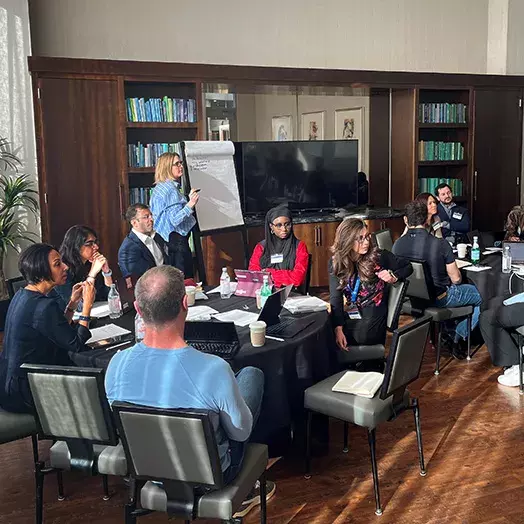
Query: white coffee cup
185 286 196 307
457 243 468 259
249 320 266 347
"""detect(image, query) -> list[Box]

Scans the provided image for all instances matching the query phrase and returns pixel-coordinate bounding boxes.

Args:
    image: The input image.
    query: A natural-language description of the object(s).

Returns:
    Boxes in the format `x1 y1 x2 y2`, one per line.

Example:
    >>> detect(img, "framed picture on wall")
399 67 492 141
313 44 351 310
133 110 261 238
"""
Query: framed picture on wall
335 107 364 169
271 115 293 141
301 111 324 141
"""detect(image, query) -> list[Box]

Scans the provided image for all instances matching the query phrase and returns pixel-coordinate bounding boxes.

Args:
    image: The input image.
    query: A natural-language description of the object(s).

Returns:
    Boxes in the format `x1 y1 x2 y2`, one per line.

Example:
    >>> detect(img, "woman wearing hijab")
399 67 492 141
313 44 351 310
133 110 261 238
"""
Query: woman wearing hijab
248 206 309 288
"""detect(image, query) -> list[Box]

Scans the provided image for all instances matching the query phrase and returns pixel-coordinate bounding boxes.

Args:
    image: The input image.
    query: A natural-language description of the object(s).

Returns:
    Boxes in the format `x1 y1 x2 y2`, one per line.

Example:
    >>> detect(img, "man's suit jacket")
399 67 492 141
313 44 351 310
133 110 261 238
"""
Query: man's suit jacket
118 231 169 278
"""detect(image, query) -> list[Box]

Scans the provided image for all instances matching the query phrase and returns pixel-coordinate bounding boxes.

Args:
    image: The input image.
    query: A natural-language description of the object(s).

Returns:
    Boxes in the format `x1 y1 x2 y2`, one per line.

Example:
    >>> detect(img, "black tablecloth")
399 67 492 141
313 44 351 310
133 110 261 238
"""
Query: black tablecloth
70 291 334 450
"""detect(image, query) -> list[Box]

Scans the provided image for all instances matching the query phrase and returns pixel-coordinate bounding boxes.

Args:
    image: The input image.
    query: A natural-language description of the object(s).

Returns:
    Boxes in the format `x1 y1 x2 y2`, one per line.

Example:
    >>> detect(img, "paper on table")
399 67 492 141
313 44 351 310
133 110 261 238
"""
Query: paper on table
208 282 238 294
213 309 259 327
463 265 491 272
195 290 208 301
284 295 328 314
187 306 219 321
485 247 503 252
455 259 472 269
483 250 501 256
90 301 110 318
87 324 132 344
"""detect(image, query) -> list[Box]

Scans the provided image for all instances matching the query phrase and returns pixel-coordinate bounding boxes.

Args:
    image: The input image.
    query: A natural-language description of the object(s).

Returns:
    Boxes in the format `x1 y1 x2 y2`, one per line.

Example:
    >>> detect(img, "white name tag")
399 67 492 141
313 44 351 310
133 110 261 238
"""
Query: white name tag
452 212 463 220
270 253 284 264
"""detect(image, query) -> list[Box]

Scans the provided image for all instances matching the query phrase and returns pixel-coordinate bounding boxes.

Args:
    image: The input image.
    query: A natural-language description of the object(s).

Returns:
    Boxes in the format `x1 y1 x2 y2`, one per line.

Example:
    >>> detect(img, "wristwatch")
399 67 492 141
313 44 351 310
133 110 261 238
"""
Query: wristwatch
77 315 91 322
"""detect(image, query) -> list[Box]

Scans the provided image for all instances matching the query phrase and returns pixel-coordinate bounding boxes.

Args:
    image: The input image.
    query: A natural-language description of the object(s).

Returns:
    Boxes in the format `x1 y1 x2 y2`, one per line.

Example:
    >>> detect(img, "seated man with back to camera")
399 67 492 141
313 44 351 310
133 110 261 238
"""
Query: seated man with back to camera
104 266 275 517
118 203 169 279
435 182 471 244
393 200 481 359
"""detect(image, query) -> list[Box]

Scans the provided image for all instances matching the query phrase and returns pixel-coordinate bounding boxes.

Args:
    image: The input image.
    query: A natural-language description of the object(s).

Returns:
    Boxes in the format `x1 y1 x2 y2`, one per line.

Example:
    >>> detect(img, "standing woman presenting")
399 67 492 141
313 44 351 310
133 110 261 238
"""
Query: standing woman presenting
150 152 199 277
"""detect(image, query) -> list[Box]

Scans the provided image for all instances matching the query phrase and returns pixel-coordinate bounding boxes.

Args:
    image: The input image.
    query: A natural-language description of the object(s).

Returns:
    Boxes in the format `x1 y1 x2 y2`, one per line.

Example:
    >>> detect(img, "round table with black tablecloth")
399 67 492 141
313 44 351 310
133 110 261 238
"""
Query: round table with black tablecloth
69 290 334 455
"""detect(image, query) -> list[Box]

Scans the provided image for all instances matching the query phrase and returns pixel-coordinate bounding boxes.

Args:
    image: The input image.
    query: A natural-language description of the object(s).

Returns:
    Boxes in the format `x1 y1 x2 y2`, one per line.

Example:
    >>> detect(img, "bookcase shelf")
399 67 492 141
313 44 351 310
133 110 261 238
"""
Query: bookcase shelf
418 123 469 129
418 160 467 166
126 122 199 129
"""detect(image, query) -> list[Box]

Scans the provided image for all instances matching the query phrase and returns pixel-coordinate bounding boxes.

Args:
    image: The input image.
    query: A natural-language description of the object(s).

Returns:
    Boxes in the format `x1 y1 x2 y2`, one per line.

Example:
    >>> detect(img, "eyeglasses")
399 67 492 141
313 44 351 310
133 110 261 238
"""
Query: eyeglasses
83 239 99 247
272 222 292 230
356 234 371 244
172 161 183 168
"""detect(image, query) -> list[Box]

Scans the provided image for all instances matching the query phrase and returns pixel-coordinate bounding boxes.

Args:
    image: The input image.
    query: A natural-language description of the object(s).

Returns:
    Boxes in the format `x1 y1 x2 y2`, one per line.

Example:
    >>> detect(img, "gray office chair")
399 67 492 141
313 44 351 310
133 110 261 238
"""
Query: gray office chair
403 260 473 375
372 229 393 251
304 316 431 516
112 402 269 524
337 279 409 365
21 364 128 522
514 326 524 394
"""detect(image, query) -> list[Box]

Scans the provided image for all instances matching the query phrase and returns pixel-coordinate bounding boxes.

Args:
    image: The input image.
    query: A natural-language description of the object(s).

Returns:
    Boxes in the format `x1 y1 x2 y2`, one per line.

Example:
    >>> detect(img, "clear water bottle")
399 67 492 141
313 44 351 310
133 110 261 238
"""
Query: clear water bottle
220 267 232 299
502 245 512 274
260 275 272 308
134 312 145 342
108 284 122 319
471 236 480 266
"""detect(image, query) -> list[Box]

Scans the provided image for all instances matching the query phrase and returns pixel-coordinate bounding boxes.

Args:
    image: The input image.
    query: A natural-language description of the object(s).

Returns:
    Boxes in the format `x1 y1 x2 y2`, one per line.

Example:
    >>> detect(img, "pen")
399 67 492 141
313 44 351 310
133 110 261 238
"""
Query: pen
266 335 285 342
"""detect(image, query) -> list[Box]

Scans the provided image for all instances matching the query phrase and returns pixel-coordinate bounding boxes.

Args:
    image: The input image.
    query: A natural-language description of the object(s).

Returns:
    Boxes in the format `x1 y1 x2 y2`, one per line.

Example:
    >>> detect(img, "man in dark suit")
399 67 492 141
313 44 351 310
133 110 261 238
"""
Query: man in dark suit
435 182 470 244
118 204 169 278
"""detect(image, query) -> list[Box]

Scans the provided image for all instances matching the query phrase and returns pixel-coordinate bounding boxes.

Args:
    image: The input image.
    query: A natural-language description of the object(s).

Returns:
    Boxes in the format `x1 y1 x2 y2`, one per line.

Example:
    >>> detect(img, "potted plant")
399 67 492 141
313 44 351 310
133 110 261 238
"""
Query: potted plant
0 136 39 300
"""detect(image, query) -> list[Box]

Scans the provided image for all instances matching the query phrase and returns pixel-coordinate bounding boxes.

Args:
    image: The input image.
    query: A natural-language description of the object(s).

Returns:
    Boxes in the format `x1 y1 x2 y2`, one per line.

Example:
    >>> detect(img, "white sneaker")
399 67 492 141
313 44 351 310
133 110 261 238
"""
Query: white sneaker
497 371 524 387
503 364 520 376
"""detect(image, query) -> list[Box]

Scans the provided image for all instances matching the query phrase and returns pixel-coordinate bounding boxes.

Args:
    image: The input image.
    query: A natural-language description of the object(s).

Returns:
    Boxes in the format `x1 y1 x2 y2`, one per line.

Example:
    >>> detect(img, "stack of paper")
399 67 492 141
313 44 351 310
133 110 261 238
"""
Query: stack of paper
284 295 328 314
213 310 259 327
187 306 218 322
87 324 132 345
332 371 384 398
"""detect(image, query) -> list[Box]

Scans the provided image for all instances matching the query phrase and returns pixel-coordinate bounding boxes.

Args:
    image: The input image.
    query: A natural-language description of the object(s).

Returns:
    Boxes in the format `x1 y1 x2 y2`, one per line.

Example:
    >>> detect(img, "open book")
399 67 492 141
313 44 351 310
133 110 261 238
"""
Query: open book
332 371 384 399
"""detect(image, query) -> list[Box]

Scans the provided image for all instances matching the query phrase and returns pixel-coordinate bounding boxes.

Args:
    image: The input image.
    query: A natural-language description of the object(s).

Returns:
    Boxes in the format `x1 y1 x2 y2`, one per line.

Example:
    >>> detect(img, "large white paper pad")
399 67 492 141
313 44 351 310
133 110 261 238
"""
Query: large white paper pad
213 310 259 327
87 324 132 344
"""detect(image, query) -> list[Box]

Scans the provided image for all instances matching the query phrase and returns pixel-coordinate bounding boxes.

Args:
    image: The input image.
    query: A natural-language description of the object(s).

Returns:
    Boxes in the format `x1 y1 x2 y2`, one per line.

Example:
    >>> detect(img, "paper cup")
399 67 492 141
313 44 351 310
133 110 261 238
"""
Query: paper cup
249 320 266 347
457 243 468 259
185 286 196 307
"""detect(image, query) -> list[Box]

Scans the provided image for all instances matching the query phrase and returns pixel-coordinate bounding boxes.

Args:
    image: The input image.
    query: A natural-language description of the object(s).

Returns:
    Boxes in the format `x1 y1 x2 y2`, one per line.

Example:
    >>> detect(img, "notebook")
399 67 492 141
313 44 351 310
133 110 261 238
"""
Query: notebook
331 371 384 399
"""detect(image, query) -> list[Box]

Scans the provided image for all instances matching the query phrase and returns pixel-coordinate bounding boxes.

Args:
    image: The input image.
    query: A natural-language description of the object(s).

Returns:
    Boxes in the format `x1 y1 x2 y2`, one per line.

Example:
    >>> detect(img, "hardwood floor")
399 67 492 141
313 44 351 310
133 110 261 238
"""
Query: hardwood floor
1 319 524 523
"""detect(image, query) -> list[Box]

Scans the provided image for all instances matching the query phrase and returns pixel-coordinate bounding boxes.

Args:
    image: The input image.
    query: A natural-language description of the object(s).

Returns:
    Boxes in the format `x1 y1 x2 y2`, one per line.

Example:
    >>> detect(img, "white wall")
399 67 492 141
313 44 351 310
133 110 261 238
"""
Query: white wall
0 0 39 279
29 0 490 74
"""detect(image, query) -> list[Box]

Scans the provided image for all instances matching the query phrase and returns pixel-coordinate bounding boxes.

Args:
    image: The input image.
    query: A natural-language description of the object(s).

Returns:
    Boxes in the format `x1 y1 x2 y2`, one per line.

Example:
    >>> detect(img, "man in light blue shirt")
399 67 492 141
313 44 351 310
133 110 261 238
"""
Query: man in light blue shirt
105 266 272 515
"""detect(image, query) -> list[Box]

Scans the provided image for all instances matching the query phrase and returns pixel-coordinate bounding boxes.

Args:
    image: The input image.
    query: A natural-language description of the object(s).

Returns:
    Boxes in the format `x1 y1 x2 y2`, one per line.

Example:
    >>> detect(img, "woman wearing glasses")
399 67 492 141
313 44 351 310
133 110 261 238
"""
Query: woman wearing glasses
55 225 113 307
150 152 199 277
248 205 309 287
330 218 412 350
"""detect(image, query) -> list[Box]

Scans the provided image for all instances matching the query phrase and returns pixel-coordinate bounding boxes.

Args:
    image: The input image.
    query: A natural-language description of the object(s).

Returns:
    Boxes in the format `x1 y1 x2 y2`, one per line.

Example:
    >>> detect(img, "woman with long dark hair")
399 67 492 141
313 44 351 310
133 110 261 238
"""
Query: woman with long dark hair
504 205 524 241
248 206 309 287
402 192 443 238
56 225 113 307
330 218 412 349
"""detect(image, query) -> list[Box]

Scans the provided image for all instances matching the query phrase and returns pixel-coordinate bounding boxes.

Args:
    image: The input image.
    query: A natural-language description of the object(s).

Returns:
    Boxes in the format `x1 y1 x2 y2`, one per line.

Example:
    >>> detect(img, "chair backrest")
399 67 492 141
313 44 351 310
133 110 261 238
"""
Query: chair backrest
112 402 223 489
405 260 435 303
21 364 117 445
297 253 313 295
7 277 27 298
372 229 393 251
386 279 410 331
380 316 431 401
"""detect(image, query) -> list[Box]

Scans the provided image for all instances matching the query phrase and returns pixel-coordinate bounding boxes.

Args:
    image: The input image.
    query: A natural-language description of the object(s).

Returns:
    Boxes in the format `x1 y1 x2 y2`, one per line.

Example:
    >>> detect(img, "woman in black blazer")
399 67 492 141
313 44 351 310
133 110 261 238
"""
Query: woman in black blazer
0 244 95 413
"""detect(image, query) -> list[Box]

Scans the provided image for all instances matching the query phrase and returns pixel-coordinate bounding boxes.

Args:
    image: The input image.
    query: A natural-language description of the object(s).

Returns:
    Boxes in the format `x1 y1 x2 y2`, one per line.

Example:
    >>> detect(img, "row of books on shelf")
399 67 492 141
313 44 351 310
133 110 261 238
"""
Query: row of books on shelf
126 97 197 123
418 103 467 124
130 187 153 206
419 177 463 196
419 141 465 161
128 142 182 168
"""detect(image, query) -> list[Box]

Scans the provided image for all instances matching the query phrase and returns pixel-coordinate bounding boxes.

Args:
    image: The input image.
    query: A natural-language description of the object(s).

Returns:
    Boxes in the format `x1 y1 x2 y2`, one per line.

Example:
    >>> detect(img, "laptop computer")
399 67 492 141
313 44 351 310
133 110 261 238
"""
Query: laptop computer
234 269 273 298
503 242 524 264
116 277 135 313
258 285 315 338
184 321 241 360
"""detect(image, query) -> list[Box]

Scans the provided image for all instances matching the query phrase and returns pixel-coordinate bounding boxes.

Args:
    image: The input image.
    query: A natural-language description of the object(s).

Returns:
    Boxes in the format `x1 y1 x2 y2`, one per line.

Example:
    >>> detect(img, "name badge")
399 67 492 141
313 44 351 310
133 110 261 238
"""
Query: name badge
270 253 284 264
347 305 362 320
452 212 463 220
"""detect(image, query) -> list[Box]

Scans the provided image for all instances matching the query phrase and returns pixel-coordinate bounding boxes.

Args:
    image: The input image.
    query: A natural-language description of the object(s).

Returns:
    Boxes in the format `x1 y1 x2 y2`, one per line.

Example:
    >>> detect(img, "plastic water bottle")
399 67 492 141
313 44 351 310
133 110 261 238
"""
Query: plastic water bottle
260 275 272 308
108 284 122 319
220 267 232 299
502 245 512 274
471 236 480 266
134 312 145 342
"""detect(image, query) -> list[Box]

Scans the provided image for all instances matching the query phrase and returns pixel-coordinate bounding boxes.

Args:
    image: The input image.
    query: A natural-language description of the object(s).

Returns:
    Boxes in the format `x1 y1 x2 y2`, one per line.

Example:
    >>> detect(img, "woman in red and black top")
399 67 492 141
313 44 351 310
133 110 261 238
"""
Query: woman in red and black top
329 218 413 350
249 206 309 288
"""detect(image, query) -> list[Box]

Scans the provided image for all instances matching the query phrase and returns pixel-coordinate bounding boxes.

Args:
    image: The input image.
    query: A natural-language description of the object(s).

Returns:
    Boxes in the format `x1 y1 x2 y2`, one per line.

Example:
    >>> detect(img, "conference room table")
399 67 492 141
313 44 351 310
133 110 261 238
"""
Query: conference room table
70 289 335 455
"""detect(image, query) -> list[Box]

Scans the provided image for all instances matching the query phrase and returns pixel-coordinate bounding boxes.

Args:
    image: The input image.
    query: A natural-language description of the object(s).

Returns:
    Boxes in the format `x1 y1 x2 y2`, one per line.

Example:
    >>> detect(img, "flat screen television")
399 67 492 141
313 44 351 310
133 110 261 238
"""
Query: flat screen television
234 140 359 215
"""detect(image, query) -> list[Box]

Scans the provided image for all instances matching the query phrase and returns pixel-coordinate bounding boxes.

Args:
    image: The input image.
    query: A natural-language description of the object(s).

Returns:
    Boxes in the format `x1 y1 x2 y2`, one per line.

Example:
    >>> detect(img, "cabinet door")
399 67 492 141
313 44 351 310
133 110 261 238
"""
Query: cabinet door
37 77 124 271
293 223 321 286
474 89 523 231
314 221 339 287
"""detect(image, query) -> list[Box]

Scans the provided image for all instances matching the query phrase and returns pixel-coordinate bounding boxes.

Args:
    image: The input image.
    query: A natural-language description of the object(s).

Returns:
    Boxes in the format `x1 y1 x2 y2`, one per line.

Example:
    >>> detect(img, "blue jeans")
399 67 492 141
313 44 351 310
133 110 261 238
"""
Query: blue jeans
435 284 482 341
223 366 264 484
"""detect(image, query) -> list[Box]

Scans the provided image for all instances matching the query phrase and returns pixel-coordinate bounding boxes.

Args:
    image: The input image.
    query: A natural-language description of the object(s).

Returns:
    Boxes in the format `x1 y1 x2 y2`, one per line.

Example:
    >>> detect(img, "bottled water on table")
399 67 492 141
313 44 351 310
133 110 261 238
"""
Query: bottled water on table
502 245 512 274
471 236 480 266
108 284 122 319
135 312 145 342
220 267 232 299
260 275 272 308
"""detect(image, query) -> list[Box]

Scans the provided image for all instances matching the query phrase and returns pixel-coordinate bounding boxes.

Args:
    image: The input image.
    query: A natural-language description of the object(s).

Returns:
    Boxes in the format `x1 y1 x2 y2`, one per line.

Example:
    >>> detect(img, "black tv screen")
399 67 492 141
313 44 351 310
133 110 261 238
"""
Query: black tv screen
235 140 359 215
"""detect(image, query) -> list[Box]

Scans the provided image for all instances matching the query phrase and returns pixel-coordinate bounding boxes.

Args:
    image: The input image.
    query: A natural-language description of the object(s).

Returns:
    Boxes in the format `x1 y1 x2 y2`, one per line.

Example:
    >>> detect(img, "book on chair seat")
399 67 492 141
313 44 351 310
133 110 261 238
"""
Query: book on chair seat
332 371 384 398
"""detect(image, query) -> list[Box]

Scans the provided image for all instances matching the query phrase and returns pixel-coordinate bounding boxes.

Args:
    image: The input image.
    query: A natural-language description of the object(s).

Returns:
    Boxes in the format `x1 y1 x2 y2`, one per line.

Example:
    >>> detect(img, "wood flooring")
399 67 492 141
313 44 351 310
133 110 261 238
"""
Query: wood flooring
1 318 524 523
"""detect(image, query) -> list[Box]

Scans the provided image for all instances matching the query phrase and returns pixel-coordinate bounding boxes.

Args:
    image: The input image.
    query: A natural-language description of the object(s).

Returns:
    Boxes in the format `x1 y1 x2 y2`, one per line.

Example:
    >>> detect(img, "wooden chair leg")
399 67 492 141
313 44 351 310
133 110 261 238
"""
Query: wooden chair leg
367 428 382 516
304 411 312 479
412 398 426 476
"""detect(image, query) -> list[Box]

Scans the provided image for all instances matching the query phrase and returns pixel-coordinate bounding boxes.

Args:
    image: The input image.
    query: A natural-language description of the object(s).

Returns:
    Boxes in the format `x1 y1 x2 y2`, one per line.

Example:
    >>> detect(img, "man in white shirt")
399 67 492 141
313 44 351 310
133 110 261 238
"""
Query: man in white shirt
118 204 169 279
